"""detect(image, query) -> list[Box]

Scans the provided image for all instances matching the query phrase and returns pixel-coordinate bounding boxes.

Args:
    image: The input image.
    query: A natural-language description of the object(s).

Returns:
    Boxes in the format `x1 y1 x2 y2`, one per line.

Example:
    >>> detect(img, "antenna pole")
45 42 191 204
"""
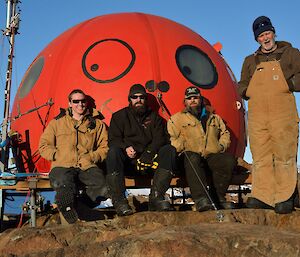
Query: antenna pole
0 0 20 171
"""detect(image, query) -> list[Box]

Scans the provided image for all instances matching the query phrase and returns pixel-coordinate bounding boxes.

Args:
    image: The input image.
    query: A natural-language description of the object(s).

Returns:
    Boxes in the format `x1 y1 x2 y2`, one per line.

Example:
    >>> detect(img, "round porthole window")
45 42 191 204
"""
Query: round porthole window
19 56 44 99
176 45 218 89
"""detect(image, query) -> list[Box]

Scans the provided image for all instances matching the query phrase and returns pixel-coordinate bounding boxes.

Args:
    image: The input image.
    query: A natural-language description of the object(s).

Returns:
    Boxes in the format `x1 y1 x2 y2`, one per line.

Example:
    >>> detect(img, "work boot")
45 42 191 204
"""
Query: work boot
275 196 294 214
113 199 134 216
148 168 173 211
148 191 173 211
218 195 235 209
294 192 300 208
55 187 79 224
246 197 274 210
106 172 133 216
194 197 213 212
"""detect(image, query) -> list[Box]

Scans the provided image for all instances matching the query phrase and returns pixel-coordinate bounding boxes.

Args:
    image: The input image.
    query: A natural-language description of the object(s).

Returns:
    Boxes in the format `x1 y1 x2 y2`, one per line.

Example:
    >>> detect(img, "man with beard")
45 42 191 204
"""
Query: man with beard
167 86 236 211
106 84 177 216
238 16 300 213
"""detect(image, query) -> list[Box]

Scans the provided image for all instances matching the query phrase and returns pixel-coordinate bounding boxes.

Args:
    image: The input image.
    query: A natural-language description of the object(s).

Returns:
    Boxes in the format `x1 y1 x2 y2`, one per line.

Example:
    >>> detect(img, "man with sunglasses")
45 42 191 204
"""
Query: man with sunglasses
167 86 236 211
39 89 109 223
106 84 176 216
238 16 300 213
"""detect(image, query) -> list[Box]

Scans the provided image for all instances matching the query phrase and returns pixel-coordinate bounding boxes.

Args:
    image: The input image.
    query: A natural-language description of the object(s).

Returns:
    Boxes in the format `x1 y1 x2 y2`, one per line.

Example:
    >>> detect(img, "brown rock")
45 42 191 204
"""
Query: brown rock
0 209 299 257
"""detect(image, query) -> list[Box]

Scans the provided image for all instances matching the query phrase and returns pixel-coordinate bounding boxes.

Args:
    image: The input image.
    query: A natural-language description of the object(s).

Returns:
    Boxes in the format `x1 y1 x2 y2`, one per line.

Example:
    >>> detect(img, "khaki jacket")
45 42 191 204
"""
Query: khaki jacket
167 111 230 156
39 108 108 171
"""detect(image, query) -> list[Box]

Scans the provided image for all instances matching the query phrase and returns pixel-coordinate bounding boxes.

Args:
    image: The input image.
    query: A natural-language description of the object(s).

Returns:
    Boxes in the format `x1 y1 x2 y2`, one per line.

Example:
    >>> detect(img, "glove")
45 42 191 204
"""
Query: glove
139 150 156 165
136 150 158 171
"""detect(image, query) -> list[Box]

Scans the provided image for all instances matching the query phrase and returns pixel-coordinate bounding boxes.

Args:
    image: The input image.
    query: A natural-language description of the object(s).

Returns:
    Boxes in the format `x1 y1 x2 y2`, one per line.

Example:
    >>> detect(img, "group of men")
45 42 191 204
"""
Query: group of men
39 84 235 223
39 15 300 224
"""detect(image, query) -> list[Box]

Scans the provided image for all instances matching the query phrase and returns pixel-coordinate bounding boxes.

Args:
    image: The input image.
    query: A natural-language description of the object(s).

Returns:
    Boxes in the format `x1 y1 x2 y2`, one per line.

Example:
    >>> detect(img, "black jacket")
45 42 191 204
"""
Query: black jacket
108 106 168 154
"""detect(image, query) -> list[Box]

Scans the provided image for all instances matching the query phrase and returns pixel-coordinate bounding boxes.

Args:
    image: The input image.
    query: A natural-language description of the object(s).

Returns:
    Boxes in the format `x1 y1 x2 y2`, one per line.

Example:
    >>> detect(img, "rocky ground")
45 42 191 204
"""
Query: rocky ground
0 207 300 257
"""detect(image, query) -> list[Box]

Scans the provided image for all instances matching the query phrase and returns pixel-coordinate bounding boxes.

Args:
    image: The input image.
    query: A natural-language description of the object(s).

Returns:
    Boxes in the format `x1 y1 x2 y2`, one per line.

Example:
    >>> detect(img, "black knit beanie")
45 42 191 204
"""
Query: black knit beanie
252 16 275 40
128 84 147 97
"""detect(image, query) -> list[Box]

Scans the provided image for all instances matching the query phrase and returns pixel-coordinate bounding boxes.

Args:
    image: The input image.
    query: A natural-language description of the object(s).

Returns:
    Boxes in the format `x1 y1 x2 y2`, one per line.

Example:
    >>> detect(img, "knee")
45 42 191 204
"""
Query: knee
184 151 201 163
159 144 176 154
107 146 124 160
158 145 177 159
49 168 74 190
223 154 237 170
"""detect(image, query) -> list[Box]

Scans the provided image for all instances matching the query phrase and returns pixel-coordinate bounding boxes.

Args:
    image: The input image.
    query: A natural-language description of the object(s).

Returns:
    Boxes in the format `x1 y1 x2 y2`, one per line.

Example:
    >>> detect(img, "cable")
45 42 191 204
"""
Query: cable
17 190 30 228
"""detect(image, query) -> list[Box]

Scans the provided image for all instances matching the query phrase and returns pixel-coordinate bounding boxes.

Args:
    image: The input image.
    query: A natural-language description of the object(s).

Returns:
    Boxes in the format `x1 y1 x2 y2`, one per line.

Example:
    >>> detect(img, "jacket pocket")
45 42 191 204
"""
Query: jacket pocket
56 131 73 147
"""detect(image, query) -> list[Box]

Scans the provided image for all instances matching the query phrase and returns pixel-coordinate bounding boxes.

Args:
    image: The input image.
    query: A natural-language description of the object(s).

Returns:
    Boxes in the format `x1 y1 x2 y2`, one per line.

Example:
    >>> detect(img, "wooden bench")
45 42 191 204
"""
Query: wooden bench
0 172 252 229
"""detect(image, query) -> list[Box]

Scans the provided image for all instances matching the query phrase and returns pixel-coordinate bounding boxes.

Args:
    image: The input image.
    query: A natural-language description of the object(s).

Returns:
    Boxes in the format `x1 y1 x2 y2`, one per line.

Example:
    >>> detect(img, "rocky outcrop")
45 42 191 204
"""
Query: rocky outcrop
0 209 300 257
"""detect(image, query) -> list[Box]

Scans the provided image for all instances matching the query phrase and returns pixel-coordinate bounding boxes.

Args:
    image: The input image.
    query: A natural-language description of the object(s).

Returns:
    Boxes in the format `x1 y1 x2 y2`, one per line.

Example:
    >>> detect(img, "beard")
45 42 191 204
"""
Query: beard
130 102 147 116
261 38 276 53
186 105 202 117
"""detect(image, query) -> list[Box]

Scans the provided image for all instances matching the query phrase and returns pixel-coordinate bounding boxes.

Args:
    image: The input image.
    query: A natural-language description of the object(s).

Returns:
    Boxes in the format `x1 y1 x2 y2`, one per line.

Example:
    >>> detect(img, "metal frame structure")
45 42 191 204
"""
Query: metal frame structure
1 0 20 171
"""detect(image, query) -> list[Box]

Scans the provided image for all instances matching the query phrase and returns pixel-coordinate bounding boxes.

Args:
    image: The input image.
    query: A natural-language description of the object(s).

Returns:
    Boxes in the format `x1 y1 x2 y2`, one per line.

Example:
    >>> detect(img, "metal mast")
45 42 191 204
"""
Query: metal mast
0 0 20 171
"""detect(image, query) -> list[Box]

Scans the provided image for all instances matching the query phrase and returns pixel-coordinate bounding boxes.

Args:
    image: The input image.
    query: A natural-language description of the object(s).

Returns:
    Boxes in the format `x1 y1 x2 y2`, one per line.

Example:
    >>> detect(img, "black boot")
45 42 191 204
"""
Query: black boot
55 186 79 224
217 195 235 210
246 197 274 209
194 197 214 212
275 195 295 214
149 168 173 211
106 172 133 216
294 191 300 208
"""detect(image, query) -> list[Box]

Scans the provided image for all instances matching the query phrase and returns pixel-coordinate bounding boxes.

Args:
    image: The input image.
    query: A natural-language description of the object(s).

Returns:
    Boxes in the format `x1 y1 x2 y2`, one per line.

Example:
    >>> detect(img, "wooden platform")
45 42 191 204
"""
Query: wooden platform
0 172 252 230
0 172 252 191
125 173 252 188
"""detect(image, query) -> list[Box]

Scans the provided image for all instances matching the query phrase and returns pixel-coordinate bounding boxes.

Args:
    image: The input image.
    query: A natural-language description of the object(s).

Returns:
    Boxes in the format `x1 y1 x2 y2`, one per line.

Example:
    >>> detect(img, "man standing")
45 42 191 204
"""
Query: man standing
238 16 300 213
168 86 235 211
106 84 176 216
39 89 108 223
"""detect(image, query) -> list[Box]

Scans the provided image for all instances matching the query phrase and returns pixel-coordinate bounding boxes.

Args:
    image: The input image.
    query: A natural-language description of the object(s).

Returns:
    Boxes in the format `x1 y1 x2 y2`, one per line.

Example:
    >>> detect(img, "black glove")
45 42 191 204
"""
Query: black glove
139 150 156 165
136 150 158 171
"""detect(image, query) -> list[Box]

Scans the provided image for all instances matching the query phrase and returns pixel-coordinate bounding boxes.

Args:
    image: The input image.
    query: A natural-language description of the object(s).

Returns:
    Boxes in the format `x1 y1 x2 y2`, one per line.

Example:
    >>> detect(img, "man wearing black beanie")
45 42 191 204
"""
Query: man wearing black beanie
238 16 300 214
106 84 177 216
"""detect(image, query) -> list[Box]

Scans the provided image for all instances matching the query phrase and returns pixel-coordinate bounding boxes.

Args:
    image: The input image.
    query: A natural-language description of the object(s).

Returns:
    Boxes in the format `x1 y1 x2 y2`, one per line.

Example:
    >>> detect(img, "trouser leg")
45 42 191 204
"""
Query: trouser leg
78 166 108 207
272 118 298 213
206 153 235 209
49 167 79 224
106 146 133 216
184 151 208 200
149 145 177 211
183 151 213 211
248 112 275 206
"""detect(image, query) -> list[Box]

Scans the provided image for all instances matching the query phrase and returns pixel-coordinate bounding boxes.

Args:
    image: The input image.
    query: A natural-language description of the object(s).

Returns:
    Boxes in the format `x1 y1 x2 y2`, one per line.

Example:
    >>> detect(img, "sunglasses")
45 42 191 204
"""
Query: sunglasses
130 95 146 100
72 99 87 104
185 96 201 100
253 20 271 31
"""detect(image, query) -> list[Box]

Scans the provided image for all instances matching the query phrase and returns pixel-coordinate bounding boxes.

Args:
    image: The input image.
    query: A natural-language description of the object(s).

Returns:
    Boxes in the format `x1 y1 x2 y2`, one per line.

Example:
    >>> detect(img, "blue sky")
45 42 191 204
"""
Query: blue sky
1 0 300 165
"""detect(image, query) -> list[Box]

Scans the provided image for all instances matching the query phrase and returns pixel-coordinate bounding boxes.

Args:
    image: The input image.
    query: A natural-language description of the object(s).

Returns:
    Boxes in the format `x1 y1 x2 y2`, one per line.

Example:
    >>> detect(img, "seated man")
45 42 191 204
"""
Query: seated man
167 86 236 211
106 84 177 216
39 89 108 224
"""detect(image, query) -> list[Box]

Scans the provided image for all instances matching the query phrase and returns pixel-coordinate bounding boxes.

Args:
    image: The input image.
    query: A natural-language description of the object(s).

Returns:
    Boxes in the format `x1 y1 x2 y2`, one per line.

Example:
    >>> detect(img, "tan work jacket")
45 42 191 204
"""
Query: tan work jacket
167 111 230 156
39 108 108 171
